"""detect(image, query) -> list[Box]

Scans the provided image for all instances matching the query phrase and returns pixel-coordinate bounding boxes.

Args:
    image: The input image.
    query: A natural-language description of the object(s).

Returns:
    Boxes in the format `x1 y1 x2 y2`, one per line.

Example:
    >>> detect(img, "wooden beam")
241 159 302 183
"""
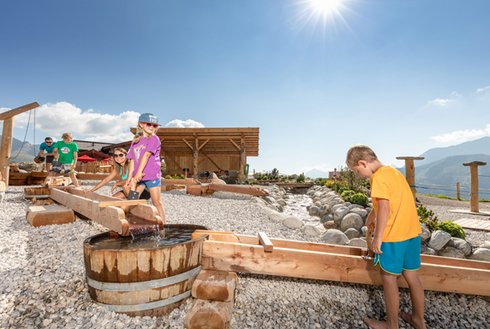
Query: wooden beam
192 270 238 302
98 199 147 208
198 139 210 151
26 204 75 227
0 102 40 120
182 138 193 151
207 184 268 197
228 138 240 151
201 240 490 297
463 161 487 212
258 232 273 252
0 118 13 186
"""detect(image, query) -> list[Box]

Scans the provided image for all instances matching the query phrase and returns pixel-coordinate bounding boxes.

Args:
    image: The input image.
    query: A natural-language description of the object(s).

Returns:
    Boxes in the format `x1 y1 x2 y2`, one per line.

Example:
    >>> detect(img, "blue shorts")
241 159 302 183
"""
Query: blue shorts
374 236 421 275
137 179 161 189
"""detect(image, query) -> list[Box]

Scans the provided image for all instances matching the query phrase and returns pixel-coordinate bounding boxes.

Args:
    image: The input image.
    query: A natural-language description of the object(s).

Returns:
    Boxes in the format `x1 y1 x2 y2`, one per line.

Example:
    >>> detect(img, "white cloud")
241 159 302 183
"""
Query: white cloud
476 85 490 94
430 124 490 144
12 102 140 143
428 98 453 107
165 119 205 128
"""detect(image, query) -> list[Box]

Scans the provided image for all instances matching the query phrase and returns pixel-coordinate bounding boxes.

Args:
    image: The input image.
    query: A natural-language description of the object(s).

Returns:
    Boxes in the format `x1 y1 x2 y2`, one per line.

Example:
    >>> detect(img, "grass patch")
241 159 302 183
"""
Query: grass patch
419 193 465 201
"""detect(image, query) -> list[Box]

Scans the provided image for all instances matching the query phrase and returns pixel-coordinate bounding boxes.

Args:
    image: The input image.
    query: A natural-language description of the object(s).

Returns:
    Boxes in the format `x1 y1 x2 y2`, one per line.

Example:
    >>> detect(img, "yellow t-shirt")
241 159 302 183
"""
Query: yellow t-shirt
370 166 422 242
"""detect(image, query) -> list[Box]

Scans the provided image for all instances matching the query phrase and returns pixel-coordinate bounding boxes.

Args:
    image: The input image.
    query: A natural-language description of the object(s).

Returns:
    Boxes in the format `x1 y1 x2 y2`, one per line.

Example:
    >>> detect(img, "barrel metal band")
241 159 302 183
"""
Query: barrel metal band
87 266 201 292
97 290 191 313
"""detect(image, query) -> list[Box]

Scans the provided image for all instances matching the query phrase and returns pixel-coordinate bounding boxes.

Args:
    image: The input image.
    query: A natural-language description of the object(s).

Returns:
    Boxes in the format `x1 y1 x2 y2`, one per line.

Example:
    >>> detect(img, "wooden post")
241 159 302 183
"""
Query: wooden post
456 182 461 200
239 138 246 183
396 156 424 201
0 118 13 186
193 138 199 178
463 161 487 212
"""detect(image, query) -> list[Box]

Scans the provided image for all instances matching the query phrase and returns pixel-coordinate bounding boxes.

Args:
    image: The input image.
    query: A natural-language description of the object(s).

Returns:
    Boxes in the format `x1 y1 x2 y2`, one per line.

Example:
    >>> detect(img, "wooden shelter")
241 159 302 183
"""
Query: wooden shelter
155 128 259 182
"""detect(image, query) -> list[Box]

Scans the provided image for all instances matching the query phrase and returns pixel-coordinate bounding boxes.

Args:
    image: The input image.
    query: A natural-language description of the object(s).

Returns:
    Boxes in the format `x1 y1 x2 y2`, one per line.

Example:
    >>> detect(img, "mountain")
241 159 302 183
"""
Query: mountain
305 169 328 179
417 136 490 166
0 135 38 163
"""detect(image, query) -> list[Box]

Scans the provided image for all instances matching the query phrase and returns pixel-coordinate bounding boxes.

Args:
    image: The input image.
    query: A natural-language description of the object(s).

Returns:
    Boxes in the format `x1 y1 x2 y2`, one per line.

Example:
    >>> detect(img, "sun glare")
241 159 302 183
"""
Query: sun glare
308 0 344 17
294 0 353 33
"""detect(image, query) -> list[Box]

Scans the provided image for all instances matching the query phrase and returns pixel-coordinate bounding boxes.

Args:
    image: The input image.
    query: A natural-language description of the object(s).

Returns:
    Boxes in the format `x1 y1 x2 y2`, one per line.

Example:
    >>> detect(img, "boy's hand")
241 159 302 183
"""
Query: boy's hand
371 236 383 254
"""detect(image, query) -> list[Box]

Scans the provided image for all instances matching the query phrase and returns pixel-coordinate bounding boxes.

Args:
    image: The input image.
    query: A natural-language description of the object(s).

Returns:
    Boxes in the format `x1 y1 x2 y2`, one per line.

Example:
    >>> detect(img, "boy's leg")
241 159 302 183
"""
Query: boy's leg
400 270 426 329
364 270 400 329
70 172 79 187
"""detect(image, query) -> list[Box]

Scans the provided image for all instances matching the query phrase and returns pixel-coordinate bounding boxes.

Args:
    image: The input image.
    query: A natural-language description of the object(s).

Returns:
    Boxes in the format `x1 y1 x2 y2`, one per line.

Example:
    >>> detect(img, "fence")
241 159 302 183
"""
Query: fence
75 160 112 174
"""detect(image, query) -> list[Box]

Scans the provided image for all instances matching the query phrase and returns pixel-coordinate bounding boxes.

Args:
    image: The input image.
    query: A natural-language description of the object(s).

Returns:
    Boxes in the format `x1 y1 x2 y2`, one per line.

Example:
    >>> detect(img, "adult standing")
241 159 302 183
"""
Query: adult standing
38 137 55 171
53 132 79 187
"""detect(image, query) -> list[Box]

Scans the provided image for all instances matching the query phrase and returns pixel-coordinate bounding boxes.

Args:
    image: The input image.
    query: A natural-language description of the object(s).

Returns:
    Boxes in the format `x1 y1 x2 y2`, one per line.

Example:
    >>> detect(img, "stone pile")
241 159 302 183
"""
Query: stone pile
259 185 490 261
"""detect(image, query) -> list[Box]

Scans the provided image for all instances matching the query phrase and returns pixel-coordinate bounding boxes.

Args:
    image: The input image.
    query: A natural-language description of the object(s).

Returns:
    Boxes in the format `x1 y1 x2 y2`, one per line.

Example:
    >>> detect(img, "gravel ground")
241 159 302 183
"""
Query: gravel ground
0 184 489 329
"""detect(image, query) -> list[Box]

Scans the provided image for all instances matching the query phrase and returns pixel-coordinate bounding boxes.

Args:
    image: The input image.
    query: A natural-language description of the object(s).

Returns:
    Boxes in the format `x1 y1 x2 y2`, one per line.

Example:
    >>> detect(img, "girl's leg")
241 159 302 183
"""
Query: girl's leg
149 186 165 223
112 191 126 199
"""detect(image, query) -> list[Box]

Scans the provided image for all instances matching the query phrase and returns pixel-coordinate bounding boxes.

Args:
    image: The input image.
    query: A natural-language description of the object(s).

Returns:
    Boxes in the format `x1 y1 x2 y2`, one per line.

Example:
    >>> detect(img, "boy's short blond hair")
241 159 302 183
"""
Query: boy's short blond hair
346 145 378 167
61 132 72 140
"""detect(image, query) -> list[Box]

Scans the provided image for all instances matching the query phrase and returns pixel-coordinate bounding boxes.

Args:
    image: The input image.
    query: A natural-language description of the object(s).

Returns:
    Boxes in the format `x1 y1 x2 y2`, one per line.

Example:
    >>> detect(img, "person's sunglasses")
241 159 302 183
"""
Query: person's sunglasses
46 141 52 144
113 153 125 158
144 122 159 128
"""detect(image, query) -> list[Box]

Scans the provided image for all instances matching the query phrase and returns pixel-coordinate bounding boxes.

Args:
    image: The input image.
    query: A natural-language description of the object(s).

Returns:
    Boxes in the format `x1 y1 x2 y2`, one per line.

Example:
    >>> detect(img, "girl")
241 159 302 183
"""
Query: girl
88 147 131 198
126 113 165 222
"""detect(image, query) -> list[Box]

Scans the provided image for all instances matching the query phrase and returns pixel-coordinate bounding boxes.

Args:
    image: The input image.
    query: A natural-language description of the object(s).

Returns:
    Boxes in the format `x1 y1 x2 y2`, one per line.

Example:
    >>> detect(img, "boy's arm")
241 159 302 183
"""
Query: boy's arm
372 198 389 254
134 151 152 182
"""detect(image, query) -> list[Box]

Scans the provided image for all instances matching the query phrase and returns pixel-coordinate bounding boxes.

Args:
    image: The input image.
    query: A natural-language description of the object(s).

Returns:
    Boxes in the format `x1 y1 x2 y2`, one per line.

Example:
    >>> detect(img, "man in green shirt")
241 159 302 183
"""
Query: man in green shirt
52 132 79 187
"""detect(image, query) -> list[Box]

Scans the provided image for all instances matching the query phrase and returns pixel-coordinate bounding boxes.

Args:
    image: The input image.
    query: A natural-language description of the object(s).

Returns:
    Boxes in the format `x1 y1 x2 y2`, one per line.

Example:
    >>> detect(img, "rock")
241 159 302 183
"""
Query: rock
320 229 349 245
340 213 364 232
276 199 287 207
349 207 368 219
333 206 350 226
320 214 333 224
348 238 367 248
422 246 437 255
308 206 320 217
428 230 451 251
420 223 431 242
438 247 465 259
282 216 304 229
323 220 336 229
344 228 360 239
318 205 330 217
331 204 345 213
469 248 490 262
263 208 285 222
451 238 472 256
479 241 490 249
263 196 276 204
303 224 326 237
361 226 368 236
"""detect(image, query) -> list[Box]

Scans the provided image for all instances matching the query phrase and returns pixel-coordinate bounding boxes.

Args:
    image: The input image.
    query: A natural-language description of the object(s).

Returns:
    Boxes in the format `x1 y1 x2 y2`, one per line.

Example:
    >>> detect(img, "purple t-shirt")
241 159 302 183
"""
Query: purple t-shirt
127 135 161 181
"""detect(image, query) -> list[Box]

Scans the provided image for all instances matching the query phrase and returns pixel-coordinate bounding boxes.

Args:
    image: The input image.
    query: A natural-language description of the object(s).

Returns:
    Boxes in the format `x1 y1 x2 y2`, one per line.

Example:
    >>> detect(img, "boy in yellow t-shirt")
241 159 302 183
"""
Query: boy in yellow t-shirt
346 145 426 329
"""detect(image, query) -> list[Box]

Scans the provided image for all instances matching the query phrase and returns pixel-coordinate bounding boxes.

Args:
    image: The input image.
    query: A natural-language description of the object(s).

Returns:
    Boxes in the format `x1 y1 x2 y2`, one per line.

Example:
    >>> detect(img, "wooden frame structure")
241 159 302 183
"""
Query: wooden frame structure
192 231 490 297
155 128 259 182
0 102 40 186
396 156 424 200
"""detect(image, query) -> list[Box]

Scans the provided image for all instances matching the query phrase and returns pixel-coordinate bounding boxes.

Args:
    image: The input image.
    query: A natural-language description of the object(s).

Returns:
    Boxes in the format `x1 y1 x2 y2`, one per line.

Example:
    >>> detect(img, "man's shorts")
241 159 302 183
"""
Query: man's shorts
374 236 421 275
137 179 161 189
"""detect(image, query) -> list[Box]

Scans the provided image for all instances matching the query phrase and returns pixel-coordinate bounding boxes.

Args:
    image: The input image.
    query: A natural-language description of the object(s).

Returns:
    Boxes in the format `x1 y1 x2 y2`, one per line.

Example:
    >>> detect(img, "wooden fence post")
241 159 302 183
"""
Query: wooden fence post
456 182 461 200
463 161 487 213
396 156 424 201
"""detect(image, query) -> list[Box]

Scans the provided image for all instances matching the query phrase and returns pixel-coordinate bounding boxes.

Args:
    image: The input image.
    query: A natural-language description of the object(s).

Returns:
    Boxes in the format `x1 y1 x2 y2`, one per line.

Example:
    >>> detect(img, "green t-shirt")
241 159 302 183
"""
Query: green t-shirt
55 141 78 164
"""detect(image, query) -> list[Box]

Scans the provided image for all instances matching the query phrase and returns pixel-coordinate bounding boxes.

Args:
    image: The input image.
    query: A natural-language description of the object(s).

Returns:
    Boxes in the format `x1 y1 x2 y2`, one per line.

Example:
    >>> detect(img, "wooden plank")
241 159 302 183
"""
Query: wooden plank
0 102 40 120
258 232 273 252
208 184 268 196
128 204 159 223
184 299 233 329
98 199 147 208
26 204 75 227
201 240 490 296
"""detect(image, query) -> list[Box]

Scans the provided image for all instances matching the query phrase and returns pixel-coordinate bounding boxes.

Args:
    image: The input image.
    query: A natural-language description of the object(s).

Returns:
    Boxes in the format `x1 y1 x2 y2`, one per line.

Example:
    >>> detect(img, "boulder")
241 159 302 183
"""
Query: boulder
348 238 367 248
420 223 431 242
323 220 336 229
361 226 368 236
340 213 364 232
282 216 304 229
469 248 490 262
479 241 490 249
451 238 472 256
276 199 287 207
438 246 465 259
333 206 350 226
303 224 326 237
331 204 345 213
349 207 368 219
320 214 333 224
421 246 437 255
308 206 320 217
428 230 451 251
320 229 349 245
344 228 360 239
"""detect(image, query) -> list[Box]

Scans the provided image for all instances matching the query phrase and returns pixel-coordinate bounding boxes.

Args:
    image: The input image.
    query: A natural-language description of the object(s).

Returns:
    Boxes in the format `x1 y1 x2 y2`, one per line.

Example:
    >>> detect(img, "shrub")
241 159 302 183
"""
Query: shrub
437 221 466 239
324 179 336 188
350 192 369 207
417 204 439 231
296 173 305 183
340 190 356 202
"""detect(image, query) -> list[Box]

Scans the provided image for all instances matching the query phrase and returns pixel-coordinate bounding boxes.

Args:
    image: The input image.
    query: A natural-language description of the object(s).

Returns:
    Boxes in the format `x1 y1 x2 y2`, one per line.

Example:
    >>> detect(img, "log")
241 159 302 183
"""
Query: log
208 184 268 196
184 299 233 329
26 204 75 227
192 270 238 302
98 199 147 208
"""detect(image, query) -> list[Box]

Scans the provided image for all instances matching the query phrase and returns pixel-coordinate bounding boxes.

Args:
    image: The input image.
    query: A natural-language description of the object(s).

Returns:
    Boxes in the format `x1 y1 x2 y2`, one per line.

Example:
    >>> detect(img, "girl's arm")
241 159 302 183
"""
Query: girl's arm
90 169 117 192
125 159 135 187
134 151 152 182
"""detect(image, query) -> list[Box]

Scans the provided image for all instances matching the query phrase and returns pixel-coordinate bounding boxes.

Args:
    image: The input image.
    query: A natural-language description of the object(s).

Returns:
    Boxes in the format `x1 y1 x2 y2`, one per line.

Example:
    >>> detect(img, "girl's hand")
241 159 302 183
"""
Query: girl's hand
134 172 144 182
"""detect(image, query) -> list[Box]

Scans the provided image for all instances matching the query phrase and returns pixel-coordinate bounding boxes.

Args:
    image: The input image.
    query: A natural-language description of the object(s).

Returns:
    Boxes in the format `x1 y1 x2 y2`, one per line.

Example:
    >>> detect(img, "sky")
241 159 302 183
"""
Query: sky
1 0 490 175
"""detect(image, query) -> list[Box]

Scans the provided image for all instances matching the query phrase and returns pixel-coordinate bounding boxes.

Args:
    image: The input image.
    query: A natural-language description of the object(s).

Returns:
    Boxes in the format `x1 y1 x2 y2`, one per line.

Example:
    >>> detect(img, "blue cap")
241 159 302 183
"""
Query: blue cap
138 113 160 125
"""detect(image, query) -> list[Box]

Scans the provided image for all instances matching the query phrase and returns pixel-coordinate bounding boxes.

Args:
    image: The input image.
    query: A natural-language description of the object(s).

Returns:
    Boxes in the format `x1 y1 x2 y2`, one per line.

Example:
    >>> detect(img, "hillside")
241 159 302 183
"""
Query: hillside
0 135 38 163
417 136 490 166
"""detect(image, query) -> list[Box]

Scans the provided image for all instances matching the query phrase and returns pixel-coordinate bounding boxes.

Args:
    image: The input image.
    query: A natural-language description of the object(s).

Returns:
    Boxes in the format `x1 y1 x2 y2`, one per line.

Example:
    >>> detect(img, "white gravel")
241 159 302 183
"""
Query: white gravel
1 184 489 328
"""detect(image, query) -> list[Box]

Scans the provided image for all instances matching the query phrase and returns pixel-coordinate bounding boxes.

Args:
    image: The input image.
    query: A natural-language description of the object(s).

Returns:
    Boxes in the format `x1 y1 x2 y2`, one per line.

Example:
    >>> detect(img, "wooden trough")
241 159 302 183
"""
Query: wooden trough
192 231 490 297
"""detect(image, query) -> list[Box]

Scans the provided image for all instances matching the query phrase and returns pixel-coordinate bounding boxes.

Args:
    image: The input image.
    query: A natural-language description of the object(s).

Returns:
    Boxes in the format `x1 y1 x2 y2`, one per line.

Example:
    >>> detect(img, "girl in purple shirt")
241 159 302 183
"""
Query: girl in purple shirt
126 113 165 223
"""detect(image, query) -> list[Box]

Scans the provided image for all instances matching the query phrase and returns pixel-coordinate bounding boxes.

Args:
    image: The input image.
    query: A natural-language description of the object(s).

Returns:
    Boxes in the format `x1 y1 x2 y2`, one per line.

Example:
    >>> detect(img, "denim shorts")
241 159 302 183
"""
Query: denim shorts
374 236 421 275
137 179 161 189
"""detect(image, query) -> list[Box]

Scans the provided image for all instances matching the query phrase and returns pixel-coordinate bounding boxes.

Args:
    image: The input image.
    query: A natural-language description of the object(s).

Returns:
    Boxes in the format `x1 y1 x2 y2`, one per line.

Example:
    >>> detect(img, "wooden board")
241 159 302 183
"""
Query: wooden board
453 218 490 232
184 299 233 329
192 270 238 302
26 204 75 227
194 231 490 297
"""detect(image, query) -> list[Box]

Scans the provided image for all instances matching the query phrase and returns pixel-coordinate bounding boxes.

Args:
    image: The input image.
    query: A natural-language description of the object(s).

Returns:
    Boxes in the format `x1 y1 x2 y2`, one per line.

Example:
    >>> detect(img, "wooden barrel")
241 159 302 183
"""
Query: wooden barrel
83 224 208 316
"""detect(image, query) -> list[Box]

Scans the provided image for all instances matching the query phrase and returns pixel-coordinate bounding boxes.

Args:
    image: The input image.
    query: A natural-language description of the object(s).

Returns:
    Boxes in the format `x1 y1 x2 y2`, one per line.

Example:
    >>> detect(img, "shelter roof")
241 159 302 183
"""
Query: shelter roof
73 140 114 152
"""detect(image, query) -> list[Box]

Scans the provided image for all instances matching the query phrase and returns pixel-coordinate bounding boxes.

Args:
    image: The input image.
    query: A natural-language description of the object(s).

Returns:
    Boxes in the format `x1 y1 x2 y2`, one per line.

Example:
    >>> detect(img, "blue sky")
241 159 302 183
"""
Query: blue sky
1 0 490 174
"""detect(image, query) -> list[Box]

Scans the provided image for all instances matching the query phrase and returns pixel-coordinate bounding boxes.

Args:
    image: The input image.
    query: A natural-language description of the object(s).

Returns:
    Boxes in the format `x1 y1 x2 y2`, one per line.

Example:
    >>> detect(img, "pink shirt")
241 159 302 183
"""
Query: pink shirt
127 135 161 181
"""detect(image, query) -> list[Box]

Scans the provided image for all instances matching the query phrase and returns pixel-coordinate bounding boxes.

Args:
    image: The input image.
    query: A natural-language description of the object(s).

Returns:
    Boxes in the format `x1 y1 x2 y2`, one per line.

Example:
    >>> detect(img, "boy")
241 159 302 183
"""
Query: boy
346 145 426 329
52 133 80 187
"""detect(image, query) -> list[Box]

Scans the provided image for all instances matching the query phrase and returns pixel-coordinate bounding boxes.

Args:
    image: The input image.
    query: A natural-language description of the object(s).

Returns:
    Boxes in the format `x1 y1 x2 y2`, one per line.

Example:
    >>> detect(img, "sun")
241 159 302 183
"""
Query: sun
294 0 353 31
308 0 344 17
